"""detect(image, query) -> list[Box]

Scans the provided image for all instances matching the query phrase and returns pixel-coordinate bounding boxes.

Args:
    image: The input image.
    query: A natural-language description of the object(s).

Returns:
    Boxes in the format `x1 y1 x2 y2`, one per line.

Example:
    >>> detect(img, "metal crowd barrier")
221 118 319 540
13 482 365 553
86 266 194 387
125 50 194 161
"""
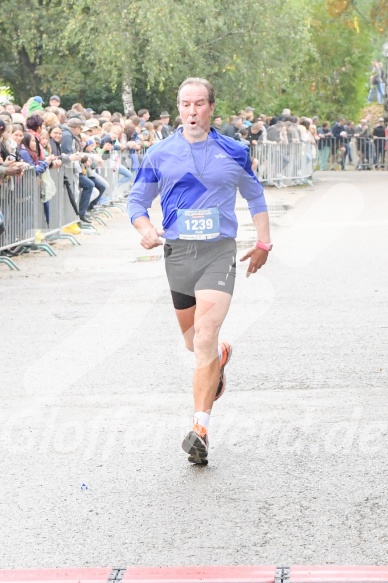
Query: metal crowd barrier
251 142 314 187
99 152 120 201
0 153 126 271
0 165 81 269
316 136 388 171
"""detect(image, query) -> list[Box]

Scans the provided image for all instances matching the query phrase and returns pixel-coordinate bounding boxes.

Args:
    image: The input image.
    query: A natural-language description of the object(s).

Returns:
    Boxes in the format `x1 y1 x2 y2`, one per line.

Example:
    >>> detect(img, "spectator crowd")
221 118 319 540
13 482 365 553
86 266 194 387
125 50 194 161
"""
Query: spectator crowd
0 93 388 234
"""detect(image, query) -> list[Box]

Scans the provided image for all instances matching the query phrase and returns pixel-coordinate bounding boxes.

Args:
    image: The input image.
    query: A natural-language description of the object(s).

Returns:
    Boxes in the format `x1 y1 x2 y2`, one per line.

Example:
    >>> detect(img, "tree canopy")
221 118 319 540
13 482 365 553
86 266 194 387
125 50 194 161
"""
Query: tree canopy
0 0 386 119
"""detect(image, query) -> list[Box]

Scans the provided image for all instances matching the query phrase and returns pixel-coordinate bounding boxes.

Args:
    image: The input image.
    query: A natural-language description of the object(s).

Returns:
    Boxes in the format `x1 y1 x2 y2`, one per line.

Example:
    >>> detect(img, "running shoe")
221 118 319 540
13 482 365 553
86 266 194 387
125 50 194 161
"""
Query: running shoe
182 423 209 465
215 341 232 401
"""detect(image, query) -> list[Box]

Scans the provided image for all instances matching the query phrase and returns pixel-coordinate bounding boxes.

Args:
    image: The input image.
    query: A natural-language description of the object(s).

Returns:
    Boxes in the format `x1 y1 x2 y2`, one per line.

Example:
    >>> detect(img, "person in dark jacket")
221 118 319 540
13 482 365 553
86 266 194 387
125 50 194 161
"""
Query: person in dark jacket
330 116 347 170
373 117 386 168
317 122 332 170
49 124 80 218
220 116 243 140
61 118 93 222
160 111 172 139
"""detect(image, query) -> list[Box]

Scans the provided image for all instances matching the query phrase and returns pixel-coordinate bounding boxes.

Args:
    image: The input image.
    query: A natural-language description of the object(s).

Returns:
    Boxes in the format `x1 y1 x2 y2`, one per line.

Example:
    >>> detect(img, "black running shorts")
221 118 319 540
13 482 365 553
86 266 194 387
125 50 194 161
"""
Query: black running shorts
164 238 237 310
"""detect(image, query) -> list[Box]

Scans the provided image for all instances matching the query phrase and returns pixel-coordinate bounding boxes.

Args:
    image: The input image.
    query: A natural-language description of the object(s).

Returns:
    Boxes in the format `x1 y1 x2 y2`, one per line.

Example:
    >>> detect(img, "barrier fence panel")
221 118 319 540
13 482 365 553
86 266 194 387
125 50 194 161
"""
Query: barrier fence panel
56 163 79 228
0 163 81 259
99 152 121 202
251 142 313 186
316 136 388 171
0 150 133 266
0 168 36 250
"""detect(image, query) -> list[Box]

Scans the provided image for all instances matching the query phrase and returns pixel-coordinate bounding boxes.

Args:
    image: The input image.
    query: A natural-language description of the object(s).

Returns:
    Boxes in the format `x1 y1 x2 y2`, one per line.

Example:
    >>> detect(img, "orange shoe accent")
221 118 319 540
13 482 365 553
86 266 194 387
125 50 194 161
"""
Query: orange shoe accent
214 342 232 401
219 341 232 367
192 423 208 439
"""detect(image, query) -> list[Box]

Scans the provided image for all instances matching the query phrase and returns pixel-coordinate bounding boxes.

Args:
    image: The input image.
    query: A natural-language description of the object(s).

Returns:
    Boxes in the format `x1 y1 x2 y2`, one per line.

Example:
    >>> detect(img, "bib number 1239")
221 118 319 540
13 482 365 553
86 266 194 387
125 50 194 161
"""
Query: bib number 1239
177 208 220 240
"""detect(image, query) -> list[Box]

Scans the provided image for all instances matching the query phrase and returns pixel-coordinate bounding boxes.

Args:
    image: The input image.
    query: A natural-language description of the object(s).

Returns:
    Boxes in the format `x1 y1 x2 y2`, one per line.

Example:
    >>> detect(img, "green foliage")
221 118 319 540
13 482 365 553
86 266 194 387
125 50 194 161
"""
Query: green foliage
0 0 382 120
283 2 374 121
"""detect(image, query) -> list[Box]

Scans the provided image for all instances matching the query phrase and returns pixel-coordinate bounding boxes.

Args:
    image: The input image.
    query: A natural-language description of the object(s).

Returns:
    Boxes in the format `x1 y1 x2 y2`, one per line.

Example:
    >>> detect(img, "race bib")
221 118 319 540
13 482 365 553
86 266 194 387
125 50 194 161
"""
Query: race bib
177 208 220 240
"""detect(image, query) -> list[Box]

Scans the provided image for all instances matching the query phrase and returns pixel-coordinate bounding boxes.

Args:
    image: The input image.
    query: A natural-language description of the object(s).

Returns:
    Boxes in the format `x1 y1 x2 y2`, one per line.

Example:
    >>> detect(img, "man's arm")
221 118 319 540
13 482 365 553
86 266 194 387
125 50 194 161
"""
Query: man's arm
239 211 271 277
128 151 161 248
132 215 164 249
237 148 271 277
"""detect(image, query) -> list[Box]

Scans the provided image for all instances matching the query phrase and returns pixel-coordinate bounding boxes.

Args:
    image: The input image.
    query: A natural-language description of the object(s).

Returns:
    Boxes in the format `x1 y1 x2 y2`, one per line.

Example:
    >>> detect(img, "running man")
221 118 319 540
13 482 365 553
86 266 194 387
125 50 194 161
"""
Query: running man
128 77 271 465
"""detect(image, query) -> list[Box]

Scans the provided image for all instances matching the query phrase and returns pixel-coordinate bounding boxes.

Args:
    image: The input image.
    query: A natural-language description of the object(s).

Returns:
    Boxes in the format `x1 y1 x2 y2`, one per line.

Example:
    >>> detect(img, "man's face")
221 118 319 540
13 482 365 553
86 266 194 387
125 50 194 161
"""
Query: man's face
178 83 215 142
143 111 150 121
245 110 254 121
5 104 15 114
50 99 60 108
161 116 169 124
213 116 222 128
71 126 82 137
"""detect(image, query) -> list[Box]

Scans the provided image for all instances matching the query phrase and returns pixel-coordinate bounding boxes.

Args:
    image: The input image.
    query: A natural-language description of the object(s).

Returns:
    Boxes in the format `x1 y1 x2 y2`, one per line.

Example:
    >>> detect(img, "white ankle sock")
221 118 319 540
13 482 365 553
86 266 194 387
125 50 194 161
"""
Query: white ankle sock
193 412 210 430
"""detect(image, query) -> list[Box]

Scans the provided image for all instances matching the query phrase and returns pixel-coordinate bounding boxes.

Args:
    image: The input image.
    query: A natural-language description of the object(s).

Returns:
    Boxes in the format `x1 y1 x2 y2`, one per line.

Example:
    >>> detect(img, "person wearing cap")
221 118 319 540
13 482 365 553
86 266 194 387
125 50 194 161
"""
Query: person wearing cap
22 96 45 118
84 118 101 136
49 95 61 108
61 117 93 222
160 111 172 139
373 117 386 168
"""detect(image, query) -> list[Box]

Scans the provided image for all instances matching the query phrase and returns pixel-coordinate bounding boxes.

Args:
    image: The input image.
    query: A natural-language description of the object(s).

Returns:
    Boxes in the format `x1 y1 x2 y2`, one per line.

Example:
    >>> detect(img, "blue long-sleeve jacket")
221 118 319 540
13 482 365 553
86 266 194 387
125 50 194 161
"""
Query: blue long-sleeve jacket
128 128 267 240
19 148 49 176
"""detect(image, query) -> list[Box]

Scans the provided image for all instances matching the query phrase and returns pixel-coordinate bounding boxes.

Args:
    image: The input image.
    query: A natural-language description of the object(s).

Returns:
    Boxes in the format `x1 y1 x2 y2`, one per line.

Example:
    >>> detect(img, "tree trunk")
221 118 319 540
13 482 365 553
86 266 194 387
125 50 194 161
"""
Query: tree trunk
122 68 134 115
14 48 41 103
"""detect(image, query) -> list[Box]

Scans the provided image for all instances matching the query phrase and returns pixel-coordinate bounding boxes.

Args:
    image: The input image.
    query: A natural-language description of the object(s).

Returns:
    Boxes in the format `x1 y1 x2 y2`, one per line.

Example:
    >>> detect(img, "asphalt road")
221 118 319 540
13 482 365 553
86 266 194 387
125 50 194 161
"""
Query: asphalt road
0 171 387 569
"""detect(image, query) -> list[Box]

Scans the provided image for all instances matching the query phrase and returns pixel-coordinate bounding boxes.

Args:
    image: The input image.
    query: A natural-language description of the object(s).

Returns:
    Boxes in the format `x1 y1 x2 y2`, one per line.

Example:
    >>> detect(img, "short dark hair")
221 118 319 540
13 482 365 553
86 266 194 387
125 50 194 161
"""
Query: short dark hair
138 109 149 118
177 77 215 105
26 114 44 131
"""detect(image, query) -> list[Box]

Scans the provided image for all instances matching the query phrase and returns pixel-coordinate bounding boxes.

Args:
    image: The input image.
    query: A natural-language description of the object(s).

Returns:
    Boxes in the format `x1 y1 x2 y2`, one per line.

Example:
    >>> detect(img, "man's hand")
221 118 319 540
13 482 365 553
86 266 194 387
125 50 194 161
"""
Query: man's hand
240 246 269 278
140 226 164 249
